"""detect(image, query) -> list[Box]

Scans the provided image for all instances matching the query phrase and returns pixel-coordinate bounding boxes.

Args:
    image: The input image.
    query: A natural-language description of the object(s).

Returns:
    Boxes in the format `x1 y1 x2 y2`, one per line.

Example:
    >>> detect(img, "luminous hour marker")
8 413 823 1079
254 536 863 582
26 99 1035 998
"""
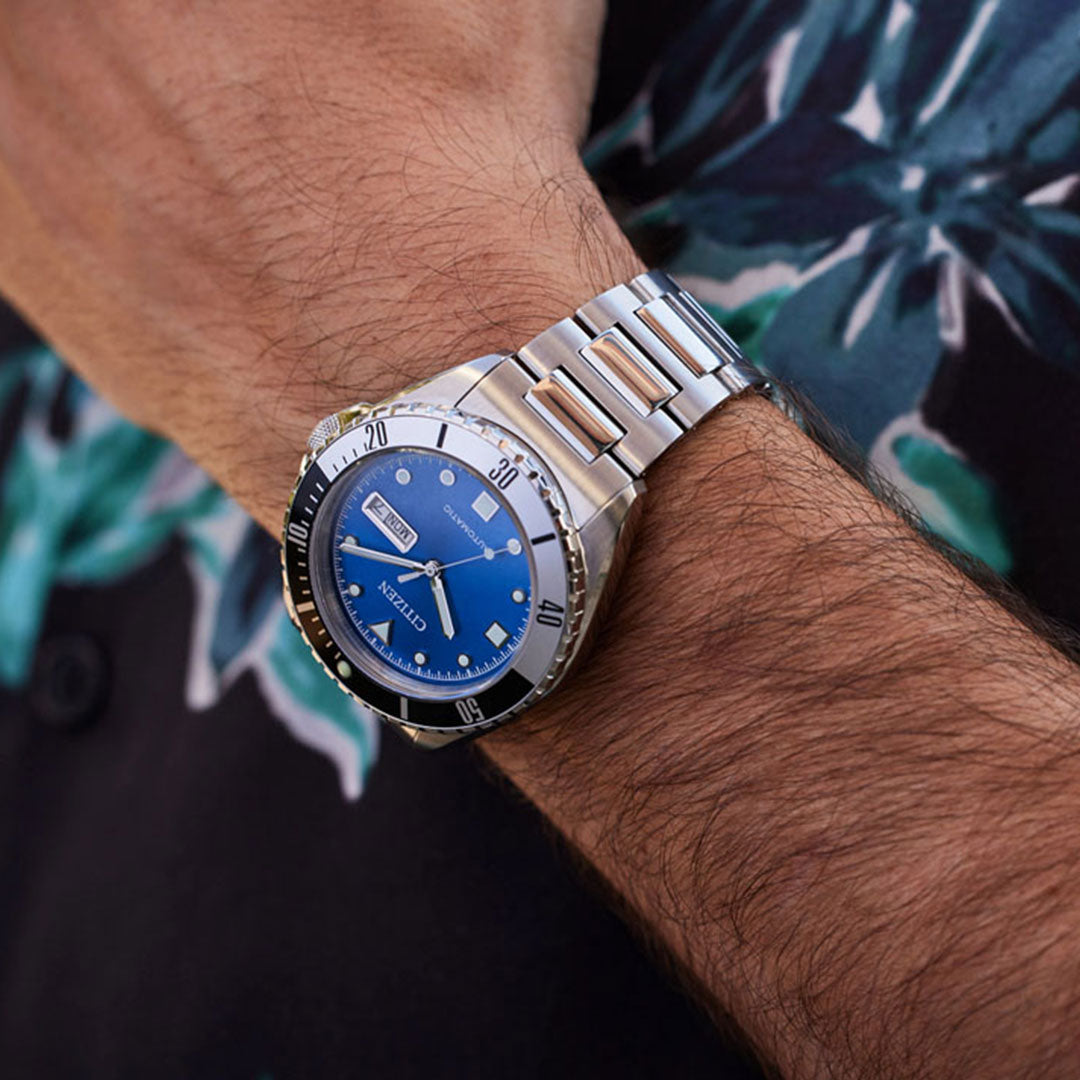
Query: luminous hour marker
512 588 526 604
369 619 393 645
507 538 522 555
336 660 352 678
414 651 427 666
439 469 455 486
485 622 509 648
344 535 357 546
395 467 412 485
347 583 363 597
457 653 471 668
472 490 499 522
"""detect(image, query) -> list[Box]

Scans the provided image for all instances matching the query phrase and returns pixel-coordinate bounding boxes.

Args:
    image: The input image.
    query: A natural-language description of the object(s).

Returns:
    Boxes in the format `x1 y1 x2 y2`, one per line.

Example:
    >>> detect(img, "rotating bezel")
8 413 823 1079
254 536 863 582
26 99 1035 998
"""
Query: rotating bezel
281 403 585 736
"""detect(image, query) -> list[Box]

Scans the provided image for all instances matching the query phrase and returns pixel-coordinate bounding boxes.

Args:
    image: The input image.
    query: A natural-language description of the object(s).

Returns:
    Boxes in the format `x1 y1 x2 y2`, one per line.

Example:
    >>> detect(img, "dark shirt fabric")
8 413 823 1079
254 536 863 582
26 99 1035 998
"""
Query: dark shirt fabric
2 2 1079 1077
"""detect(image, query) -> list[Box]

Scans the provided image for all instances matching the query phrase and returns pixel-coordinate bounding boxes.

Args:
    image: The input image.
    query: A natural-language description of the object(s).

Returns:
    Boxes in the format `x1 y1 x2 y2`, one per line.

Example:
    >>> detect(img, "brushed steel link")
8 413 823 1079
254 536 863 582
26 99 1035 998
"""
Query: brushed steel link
575 283 735 432
517 317 594 379
666 289 745 367
717 361 759 394
630 270 769 398
576 283 654 336
628 268 686 303
555 362 680 476
664 372 736 430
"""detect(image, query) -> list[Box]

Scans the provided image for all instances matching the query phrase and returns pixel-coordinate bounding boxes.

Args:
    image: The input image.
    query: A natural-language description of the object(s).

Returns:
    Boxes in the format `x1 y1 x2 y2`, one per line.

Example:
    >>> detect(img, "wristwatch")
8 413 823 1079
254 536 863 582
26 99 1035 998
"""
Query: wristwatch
281 270 768 748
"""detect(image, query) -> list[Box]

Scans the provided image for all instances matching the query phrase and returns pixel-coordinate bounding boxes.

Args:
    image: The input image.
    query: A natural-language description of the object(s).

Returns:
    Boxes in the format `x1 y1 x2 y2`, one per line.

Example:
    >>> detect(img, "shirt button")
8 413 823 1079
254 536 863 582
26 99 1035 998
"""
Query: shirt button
29 633 110 731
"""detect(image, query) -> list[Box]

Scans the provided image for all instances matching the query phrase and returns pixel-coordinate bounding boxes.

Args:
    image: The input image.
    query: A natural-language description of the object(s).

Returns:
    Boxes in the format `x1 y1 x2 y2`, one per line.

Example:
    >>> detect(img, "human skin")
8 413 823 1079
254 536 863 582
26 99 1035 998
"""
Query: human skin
3 4 1080 1078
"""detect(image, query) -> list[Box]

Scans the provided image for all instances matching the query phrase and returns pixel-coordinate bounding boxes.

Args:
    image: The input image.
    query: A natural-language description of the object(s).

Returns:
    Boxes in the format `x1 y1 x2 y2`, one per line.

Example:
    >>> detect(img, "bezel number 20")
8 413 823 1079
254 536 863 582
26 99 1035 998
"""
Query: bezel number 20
363 420 388 452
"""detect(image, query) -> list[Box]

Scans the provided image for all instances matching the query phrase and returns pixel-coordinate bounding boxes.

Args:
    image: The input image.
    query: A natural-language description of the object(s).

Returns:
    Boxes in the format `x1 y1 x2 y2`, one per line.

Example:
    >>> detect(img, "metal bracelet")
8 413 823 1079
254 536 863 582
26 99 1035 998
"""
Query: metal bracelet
517 269 765 478
453 271 767 528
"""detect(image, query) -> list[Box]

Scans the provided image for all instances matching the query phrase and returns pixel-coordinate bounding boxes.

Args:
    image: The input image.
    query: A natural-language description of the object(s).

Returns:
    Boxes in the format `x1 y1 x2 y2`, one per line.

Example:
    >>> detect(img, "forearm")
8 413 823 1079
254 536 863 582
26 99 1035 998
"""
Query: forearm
21 141 1080 1076
0 0 627 532
230 178 1080 1072
486 392 1080 1078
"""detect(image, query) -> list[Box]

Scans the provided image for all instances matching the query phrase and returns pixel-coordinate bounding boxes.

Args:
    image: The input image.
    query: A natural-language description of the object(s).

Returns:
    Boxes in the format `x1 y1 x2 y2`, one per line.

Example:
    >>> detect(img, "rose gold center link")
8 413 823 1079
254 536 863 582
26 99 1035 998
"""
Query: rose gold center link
635 297 721 377
579 328 676 416
524 369 624 462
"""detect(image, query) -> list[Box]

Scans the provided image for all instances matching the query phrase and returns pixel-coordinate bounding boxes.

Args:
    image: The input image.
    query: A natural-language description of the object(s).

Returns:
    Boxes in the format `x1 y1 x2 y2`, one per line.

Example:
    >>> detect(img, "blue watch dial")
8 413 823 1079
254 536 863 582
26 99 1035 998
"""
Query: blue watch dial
328 449 532 691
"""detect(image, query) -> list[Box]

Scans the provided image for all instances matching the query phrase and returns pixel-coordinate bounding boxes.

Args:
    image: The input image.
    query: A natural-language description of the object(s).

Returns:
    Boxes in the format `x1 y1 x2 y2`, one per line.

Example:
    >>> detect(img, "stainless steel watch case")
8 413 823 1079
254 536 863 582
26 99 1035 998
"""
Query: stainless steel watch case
281 377 642 749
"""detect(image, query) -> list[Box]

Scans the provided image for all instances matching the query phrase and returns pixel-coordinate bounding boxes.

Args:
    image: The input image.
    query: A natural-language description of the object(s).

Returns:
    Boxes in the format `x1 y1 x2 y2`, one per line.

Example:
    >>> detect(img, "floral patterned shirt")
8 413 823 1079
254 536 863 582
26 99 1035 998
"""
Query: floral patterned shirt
1 2 1077 1076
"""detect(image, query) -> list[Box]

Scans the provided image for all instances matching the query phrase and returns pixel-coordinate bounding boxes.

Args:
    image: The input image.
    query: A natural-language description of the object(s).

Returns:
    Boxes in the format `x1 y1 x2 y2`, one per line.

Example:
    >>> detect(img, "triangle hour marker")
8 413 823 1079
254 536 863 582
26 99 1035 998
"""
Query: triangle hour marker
369 619 393 645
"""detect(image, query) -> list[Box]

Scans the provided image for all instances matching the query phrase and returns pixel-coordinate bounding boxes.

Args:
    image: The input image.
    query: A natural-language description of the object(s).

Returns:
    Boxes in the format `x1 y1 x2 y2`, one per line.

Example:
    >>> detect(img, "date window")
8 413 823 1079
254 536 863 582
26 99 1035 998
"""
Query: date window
362 491 418 554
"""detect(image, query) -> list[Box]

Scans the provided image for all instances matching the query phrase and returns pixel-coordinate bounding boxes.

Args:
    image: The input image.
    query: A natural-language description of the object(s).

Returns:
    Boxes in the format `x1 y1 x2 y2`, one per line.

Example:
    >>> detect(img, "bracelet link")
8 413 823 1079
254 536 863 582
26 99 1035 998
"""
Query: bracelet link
578 328 677 416
524 369 624 463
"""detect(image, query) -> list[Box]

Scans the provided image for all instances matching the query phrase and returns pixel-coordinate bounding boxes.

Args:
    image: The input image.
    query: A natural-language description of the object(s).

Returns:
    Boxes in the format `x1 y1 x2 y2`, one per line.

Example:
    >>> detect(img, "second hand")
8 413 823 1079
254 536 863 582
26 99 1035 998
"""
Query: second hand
396 544 513 583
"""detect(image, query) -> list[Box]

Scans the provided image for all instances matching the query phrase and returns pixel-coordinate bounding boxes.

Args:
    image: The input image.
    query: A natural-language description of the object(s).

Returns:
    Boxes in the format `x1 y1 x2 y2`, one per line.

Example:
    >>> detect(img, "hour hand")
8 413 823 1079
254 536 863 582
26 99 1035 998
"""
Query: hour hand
338 540 426 572
430 573 456 640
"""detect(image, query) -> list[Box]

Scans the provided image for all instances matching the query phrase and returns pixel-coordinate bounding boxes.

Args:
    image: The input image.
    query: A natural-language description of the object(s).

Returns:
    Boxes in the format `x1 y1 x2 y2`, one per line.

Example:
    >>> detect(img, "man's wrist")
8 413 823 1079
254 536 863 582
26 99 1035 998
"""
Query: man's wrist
481 392 792 812
192 150 645 534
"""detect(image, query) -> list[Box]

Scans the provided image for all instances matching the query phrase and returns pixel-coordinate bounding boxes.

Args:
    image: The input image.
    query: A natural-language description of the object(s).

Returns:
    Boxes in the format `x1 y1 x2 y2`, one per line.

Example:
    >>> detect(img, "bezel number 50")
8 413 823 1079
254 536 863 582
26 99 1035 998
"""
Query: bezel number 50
455 697 485 725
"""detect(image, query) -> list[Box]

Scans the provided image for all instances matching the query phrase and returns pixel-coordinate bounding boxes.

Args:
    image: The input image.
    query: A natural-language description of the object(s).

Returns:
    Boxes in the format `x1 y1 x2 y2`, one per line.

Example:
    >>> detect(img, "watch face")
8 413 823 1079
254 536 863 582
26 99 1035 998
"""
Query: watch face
328 449 531 692
282 407 581 735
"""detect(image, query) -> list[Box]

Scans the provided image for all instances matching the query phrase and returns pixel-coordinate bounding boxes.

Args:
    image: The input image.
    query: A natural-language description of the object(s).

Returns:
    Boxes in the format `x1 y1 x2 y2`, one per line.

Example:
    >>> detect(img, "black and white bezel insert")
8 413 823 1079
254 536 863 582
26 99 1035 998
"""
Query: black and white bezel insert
282 403 584 735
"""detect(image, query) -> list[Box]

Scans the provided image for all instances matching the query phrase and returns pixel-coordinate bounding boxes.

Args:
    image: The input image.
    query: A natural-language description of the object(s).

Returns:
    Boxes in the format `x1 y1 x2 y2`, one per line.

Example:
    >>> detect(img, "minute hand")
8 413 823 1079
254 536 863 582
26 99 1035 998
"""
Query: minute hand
339 541 427 572
430 573 456 640
396 545 512 583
